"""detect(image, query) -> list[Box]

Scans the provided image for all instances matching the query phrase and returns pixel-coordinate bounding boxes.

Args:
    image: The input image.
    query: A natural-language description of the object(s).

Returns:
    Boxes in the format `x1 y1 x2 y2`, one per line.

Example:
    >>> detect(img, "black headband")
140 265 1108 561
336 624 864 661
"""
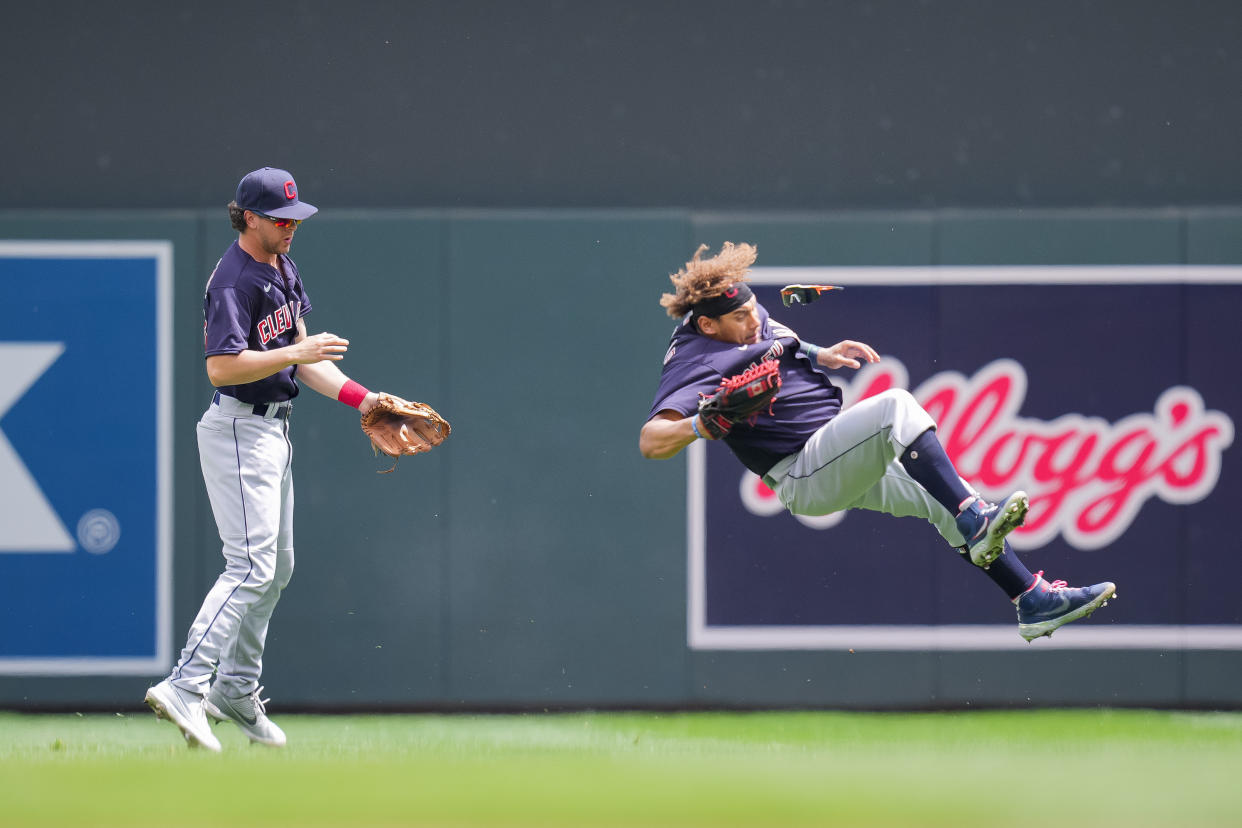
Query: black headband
690 282 753 320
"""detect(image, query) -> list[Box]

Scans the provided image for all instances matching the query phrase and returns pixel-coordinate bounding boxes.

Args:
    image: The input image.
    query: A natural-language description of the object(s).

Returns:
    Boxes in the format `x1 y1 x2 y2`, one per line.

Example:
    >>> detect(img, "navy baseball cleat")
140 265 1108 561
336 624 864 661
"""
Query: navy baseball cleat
956 491 1029 567
1017 572 1117 641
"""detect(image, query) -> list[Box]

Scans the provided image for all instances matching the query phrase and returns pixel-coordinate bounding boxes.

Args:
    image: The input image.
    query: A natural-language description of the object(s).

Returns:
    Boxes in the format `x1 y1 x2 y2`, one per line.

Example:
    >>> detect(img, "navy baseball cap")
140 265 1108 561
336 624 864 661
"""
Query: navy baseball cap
235 167 318 220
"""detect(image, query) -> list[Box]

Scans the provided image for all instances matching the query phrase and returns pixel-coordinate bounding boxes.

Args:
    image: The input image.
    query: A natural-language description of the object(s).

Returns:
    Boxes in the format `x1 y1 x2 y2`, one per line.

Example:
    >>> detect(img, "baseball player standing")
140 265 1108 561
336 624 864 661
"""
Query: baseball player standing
145 167 393 751
640 243 1117 641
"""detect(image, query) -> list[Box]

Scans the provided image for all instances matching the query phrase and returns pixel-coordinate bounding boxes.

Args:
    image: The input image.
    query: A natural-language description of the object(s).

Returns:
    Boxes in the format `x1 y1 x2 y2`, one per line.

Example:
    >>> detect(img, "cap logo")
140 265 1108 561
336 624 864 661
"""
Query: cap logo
284 180 297 201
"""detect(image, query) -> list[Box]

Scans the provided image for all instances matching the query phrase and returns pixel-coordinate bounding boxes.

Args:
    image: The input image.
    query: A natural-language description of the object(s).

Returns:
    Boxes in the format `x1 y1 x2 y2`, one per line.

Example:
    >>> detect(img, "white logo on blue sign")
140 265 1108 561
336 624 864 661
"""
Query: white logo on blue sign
0 342 74 552
0 241 172 675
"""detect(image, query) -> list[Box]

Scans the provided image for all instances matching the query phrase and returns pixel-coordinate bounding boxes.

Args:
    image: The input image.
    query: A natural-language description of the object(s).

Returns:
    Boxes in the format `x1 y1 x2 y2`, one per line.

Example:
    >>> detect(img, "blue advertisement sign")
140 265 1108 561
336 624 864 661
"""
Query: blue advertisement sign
0 242 172 674
689 266 1240 650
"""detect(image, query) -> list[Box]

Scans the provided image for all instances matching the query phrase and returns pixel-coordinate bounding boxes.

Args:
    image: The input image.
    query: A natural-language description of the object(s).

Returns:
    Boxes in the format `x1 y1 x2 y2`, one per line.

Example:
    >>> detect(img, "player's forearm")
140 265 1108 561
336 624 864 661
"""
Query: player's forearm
639 415 704 459
206 350 300 387
296 359 347 397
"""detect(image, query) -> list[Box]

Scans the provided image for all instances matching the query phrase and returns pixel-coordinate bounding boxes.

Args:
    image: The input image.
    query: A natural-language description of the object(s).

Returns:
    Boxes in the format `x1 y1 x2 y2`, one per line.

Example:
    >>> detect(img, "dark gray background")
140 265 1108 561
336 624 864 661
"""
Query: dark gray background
3 0 1238 211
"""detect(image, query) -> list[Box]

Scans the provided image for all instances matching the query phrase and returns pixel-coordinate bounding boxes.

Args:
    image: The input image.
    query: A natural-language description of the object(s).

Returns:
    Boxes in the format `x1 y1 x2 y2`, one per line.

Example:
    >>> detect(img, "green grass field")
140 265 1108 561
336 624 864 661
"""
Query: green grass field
2 709 1240 827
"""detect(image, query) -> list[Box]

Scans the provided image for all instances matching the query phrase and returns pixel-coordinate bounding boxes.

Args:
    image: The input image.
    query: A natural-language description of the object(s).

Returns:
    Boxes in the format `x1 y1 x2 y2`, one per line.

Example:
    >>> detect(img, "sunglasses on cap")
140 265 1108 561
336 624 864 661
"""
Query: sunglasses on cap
251 211 302 229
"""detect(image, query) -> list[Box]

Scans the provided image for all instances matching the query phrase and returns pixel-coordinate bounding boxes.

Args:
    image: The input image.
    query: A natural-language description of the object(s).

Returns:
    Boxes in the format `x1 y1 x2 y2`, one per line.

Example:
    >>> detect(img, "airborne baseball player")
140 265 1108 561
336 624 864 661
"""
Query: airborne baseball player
640 242 1116 640
144 167 447 752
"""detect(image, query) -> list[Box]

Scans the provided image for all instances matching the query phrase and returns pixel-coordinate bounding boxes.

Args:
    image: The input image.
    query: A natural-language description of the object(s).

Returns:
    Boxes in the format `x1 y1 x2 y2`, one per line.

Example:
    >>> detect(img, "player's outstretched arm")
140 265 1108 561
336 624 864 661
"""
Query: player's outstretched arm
640 410 707 460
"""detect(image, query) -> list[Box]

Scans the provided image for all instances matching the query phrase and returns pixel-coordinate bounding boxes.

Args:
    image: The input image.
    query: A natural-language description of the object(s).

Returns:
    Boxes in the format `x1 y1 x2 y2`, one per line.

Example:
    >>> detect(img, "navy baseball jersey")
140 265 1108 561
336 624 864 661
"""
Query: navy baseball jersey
203 240 313 404
647 302 843 476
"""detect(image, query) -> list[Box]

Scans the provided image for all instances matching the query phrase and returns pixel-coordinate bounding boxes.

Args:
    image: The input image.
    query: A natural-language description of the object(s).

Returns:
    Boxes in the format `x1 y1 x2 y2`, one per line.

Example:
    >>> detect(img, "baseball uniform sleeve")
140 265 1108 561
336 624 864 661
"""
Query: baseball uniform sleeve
647 359 722 420
204 287 253 356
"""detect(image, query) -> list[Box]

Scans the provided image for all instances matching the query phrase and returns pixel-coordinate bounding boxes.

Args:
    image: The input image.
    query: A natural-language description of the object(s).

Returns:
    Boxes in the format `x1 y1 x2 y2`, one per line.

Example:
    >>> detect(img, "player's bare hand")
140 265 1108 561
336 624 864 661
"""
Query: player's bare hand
358 391 380 415
821 340 880 370
290 332 349 364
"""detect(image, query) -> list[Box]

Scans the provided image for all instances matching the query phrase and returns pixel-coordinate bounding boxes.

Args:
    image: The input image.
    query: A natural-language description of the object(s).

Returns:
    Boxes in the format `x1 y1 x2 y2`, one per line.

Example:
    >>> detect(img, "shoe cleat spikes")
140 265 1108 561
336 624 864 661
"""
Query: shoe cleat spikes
1015 575 1116 641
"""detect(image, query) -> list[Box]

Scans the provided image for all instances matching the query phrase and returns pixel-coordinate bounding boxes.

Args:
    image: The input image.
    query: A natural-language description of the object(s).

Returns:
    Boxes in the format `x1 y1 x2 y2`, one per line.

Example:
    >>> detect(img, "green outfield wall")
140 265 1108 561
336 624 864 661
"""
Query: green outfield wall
1 207 1239 711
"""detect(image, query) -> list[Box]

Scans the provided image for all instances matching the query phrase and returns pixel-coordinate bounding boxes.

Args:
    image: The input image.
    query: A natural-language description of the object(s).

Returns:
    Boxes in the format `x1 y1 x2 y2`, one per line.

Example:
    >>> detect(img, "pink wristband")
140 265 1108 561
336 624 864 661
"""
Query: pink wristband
337 379 370 409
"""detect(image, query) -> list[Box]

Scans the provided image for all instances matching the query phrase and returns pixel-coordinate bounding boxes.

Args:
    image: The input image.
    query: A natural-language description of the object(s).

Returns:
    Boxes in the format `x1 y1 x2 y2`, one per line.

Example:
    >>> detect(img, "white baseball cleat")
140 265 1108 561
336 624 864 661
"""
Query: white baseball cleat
144 680 222 752
204 684 287 747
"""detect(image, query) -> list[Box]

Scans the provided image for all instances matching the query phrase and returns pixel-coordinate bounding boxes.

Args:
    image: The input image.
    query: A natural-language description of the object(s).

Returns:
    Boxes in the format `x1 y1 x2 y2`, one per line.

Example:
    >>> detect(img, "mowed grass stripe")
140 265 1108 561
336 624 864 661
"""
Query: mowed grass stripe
1 710 1240 827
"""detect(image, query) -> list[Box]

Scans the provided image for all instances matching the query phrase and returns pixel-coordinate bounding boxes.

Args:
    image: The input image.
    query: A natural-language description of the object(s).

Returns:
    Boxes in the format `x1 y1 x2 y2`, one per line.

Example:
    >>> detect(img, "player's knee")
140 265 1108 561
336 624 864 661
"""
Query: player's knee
244 570 278 596
242 554 285 595
874 387 937 439
876 387 919 412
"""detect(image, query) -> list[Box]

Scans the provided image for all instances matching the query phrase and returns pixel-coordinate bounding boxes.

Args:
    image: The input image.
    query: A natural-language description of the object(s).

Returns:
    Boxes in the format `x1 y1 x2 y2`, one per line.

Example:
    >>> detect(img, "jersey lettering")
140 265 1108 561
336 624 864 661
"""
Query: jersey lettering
257 300 300 345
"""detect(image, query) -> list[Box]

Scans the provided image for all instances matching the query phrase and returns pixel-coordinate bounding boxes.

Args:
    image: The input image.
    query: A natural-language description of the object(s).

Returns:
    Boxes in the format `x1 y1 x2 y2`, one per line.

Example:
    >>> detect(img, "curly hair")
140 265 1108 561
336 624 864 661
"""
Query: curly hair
227 201 247 232
659 242 758 319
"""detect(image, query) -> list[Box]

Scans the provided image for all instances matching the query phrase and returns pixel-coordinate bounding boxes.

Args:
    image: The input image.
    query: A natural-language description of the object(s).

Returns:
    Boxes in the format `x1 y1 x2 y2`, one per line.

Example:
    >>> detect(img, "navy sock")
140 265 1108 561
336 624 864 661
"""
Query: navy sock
899 428 973 515
958 541 1036 599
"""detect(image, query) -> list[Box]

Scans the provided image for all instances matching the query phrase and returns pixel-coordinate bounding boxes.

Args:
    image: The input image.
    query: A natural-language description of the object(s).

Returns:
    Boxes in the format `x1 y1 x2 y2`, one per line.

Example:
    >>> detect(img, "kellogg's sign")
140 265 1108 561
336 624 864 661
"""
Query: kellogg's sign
689 267 1241 651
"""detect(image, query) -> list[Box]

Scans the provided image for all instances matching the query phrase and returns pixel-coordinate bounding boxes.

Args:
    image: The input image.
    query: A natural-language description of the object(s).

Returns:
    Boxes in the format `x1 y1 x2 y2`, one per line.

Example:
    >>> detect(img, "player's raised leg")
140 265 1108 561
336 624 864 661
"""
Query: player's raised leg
844 465 1116 639
896 427 1029 567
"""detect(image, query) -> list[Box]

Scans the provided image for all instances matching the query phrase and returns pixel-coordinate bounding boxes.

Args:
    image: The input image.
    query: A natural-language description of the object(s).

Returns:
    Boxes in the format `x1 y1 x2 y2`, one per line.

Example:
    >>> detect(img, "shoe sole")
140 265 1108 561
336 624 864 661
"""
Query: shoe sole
1020 582 1117 641
144 687 222 753
968 492 1029 567
204 697 286 747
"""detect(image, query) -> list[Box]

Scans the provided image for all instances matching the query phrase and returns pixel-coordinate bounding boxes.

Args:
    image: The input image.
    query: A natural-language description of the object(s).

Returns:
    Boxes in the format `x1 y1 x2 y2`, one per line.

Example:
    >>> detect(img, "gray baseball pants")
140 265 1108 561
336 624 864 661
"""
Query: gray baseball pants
764 388 974 547
167 393 295 697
